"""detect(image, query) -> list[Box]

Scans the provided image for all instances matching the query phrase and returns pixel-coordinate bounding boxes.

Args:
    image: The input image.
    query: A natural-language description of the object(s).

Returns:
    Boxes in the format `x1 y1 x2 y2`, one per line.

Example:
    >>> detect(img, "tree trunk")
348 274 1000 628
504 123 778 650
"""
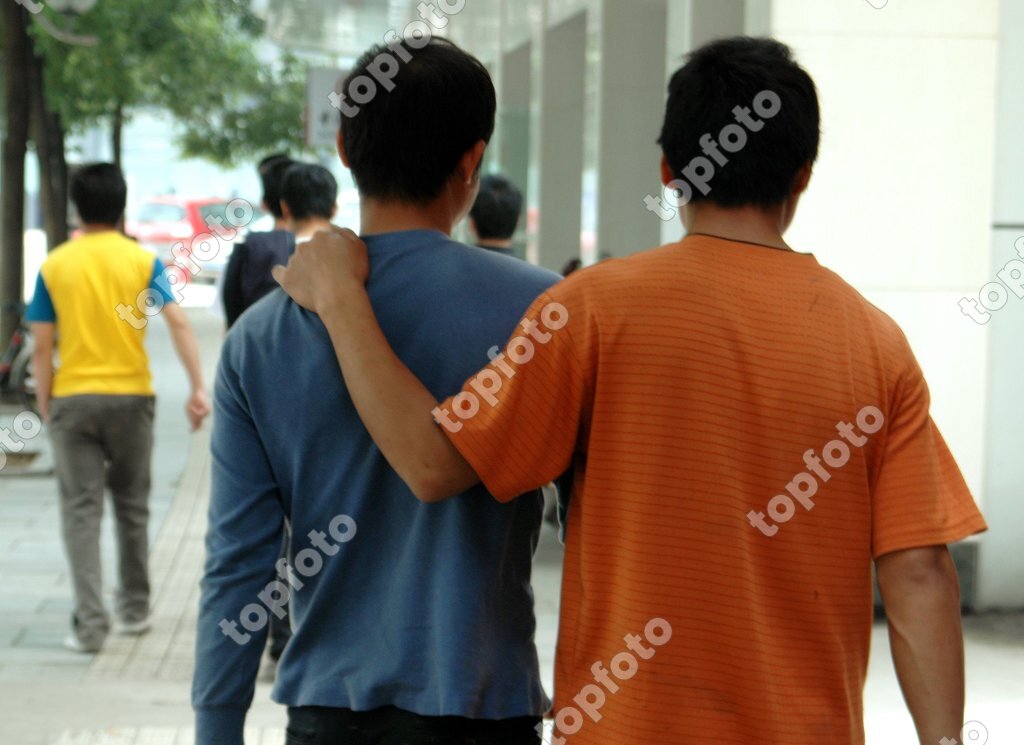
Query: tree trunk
112 102 124 169
29 46 69 253
2 2 32 344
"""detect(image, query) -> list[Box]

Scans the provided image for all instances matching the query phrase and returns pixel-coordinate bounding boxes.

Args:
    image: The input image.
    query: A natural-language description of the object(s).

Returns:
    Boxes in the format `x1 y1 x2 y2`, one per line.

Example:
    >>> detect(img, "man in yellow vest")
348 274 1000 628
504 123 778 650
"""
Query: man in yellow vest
27 163 210 653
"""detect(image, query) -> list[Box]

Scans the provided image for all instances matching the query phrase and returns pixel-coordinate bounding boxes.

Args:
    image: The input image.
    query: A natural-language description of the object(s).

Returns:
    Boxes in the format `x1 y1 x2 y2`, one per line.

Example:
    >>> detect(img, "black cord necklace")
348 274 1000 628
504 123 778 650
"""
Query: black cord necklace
687 232 795 253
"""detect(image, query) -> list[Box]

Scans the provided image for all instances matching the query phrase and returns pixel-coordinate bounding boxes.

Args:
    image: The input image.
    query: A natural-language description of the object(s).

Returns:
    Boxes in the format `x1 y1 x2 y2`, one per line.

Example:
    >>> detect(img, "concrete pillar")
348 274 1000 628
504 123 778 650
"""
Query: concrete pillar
593 0 668 259
533 10 587 271
498 39 533 247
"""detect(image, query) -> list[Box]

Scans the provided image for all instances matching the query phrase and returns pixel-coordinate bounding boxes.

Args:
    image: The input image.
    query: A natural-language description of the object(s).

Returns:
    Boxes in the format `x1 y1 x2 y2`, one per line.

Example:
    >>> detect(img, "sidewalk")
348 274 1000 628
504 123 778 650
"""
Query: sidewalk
0 309 1021 744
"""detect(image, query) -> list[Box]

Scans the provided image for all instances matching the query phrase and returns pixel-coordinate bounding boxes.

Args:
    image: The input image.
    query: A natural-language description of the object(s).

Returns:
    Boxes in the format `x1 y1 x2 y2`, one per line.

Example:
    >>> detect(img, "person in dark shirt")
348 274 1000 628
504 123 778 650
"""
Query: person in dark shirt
278 162 338 248
222 155 295 328
468 174 523 257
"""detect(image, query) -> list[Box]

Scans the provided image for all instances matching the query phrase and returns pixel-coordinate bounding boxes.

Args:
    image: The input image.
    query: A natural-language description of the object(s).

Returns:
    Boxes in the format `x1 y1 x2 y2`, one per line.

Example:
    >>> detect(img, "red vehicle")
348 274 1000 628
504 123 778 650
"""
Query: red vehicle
125 196 244 283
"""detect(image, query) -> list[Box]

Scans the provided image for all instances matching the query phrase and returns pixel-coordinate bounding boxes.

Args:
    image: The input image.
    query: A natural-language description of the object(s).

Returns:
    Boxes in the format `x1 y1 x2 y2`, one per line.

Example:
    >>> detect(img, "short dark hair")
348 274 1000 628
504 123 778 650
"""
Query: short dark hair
470 175 523 241
70 163 127 225
260 157 294 219
658 37 820 208
259 152 290 172
340 38 496 205
281 163 338 221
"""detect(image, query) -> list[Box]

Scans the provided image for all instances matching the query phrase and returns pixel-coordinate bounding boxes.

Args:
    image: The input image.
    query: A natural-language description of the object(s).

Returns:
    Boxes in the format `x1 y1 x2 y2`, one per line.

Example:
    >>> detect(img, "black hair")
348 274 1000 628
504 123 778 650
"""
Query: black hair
280 163 338 221
658 37 820 208
259 152 291 172
470 174 523 241
340 38 496 205
260 157 294 219
561 258 583 277
70 163 127 225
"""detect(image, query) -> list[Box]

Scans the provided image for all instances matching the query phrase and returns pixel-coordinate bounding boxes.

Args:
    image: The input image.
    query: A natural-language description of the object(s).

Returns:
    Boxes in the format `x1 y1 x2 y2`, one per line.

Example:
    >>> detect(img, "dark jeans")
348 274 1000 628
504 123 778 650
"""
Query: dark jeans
286 706 541 745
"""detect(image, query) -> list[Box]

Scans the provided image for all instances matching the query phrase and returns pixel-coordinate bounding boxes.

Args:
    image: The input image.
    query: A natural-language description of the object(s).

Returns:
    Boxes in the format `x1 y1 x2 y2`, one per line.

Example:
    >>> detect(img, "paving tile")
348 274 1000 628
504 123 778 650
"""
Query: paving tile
133 729 177 745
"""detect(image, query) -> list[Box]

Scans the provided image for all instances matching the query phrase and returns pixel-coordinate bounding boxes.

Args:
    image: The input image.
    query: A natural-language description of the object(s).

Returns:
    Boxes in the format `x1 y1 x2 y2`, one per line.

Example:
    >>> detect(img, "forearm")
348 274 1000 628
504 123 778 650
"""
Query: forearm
174 332 204 391
32 351 53 414
878 548 965 744
319 288 479 501
29 323 55 419
165 309 205 391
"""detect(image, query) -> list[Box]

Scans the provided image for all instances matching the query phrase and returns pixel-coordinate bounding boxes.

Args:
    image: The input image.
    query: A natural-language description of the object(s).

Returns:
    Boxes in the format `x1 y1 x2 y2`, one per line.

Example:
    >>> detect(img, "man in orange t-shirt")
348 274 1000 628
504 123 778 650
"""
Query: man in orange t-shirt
275 37 986 745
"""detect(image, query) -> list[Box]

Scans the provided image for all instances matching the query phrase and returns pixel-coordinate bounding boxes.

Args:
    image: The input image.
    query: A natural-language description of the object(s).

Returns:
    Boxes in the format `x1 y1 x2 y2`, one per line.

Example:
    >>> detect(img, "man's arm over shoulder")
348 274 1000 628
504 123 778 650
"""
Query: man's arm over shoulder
192 343 286 745
273 228 592 504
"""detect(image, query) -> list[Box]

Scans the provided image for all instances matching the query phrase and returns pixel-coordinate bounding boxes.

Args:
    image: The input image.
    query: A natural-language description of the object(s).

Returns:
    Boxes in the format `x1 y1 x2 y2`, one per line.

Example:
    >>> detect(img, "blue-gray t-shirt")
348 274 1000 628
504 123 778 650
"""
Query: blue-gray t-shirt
193 230 560 742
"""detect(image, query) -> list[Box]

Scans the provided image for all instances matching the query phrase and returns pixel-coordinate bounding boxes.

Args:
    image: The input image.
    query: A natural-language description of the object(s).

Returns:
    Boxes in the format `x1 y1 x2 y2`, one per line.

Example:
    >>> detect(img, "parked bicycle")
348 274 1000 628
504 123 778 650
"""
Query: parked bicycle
0 303 39 417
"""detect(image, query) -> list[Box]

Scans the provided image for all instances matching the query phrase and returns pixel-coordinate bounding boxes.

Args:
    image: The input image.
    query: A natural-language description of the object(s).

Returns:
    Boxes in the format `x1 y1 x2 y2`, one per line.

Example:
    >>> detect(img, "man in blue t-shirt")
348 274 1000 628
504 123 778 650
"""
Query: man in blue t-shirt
192 38 559 745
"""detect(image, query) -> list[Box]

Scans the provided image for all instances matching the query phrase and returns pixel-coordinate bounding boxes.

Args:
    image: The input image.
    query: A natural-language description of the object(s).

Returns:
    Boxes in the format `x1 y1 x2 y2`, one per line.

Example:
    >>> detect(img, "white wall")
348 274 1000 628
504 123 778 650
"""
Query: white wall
770 0 1000 502
450 0 1019 602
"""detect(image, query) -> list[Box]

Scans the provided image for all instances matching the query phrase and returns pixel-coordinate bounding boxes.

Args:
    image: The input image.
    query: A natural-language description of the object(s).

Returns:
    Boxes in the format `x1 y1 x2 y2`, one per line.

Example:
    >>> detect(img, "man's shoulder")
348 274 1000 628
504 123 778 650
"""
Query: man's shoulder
223 289 292 350
376 233 561 296
44 234 140 270
454 240 561 287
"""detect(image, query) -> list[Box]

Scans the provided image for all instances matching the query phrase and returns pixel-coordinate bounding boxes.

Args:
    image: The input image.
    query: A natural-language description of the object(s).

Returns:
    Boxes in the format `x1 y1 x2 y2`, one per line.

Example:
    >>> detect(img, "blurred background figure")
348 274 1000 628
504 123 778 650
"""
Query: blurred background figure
26 163 210 654
222 154 295 329
280 162 338 246
559 258 583 277
468 174 523 257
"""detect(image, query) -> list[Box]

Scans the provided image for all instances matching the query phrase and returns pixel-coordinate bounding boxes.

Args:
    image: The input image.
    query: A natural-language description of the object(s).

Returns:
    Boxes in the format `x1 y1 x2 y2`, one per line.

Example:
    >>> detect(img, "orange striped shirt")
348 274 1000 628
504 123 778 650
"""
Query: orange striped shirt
440 235 986 744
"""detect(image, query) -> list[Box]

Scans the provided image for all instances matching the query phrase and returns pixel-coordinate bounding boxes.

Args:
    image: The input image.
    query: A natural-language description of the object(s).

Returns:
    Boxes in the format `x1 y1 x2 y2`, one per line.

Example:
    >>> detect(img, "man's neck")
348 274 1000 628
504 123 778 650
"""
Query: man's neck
477 238 513 250
82 223 118 234
359 197 456 237
293 218 335 241
274 218 290 231
683 203 792 251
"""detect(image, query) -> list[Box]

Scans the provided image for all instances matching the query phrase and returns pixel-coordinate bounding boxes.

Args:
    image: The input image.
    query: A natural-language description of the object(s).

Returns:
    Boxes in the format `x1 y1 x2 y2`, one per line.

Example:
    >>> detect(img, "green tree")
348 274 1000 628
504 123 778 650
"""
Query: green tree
30 0 306 167
2 0 309 340
177 52 307 166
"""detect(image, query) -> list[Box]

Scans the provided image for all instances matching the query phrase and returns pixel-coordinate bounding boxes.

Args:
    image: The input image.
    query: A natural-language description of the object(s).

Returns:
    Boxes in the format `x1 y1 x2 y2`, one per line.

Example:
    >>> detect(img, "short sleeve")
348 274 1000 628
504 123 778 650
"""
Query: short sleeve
871 354 987 558
149 258 177 305
438 290 592 502
25 273 56 323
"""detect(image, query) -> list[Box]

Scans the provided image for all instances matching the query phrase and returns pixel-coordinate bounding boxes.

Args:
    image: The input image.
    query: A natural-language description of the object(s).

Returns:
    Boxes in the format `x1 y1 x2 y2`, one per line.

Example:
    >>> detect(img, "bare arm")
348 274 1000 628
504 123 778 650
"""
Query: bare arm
273 228 479 502
30 322 55 422
876 545 965 744
160 302 210 431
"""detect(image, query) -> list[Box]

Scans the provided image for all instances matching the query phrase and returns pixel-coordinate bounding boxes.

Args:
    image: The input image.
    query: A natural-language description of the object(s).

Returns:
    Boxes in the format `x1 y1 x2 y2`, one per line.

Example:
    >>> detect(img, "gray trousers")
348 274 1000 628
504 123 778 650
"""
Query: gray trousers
49 395 155 647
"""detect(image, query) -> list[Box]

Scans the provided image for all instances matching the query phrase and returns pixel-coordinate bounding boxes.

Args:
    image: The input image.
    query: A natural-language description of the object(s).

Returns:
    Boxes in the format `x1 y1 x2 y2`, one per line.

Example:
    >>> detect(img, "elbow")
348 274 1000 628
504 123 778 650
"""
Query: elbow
407 470 459 504
877 546 961 614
